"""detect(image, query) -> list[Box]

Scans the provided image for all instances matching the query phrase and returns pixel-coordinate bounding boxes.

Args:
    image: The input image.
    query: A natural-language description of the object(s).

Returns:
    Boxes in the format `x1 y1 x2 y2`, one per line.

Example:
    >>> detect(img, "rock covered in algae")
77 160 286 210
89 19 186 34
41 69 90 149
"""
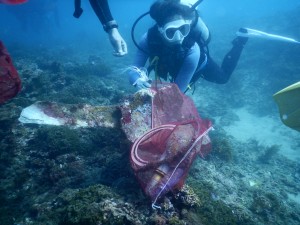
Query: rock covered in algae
119 88 153 142
19 101 119 128
174 184 201 207
18 88 154 142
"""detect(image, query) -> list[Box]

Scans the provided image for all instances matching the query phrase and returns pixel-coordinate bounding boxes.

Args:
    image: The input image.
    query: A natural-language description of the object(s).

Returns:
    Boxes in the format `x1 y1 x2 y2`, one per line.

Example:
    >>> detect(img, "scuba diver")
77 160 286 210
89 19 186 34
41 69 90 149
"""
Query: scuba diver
127 0 248 92
73 0 128 57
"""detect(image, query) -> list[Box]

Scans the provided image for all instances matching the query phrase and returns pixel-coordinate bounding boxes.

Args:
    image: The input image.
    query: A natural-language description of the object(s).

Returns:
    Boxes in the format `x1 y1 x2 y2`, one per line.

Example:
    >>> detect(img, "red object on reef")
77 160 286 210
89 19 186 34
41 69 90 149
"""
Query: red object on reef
0 41 22 104
128 83 212 207
0 0 27 4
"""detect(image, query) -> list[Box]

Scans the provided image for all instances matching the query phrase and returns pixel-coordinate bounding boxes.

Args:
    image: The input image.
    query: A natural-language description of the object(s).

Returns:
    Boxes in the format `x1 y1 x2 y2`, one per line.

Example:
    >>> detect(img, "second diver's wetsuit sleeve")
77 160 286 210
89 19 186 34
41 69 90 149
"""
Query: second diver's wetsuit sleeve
133 33 149 67
128 33 150 85
175 43 200 92
89 0 114 25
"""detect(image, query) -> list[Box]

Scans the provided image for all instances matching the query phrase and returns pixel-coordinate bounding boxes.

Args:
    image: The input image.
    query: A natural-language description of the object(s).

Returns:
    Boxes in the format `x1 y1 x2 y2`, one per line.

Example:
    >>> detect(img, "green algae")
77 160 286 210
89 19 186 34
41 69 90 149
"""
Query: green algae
257 145 280 164
33 126 84 159
208 128 234 162
30 184 147 225
32 184 117 225
185 175 254 225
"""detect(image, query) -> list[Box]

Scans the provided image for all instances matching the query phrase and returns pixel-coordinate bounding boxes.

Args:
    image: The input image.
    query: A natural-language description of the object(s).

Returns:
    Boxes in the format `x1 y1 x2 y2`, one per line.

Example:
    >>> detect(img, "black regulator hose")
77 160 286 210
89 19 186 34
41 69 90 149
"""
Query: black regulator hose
191 0 203 10
131 11 150 54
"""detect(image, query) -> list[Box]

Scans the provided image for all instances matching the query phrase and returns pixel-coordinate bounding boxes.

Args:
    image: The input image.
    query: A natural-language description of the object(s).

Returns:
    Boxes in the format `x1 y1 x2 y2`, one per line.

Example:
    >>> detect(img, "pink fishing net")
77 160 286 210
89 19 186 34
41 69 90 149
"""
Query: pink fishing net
0 41 22 104
128 83 212 205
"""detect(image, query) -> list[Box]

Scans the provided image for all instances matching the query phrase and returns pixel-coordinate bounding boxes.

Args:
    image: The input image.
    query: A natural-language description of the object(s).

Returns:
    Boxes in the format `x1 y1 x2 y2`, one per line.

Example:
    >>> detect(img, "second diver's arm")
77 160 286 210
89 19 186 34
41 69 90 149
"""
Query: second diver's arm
128 33 150 86
133 33 149 67
175 43 200 92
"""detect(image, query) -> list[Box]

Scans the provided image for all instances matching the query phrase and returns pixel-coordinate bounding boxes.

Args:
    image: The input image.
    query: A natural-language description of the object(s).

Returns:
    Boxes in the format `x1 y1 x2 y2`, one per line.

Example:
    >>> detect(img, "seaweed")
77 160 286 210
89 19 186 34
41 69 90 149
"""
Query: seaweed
257 145 280 164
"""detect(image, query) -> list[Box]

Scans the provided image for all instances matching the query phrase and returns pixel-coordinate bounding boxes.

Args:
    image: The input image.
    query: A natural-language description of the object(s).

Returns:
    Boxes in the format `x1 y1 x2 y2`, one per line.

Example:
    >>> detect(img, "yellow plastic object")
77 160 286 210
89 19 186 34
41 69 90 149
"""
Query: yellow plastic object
273 81 300 132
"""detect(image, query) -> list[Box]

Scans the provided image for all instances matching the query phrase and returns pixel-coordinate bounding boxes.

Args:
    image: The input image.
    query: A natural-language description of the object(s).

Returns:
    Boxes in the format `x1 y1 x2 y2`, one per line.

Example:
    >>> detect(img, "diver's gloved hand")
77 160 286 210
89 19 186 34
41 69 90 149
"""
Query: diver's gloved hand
108 28 128 57
128 67 151 90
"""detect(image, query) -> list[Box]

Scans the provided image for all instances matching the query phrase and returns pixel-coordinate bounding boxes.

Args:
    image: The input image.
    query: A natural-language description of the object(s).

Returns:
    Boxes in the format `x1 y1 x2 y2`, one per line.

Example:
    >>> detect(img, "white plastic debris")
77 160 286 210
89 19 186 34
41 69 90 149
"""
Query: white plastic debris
19 104 63 126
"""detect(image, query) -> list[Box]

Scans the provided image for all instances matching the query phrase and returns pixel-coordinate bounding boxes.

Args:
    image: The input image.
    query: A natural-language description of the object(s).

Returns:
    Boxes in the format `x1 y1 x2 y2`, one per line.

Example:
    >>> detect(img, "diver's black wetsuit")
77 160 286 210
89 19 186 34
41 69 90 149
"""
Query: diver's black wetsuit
88 0 114 26
193 36 248 84
74 0 115 30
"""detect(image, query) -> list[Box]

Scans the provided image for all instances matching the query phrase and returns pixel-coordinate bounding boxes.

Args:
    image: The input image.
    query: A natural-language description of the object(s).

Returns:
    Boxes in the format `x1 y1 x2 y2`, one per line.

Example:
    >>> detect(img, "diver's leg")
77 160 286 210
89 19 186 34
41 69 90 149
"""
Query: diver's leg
199 56 229 84
198 36 248 84
221 36 248 77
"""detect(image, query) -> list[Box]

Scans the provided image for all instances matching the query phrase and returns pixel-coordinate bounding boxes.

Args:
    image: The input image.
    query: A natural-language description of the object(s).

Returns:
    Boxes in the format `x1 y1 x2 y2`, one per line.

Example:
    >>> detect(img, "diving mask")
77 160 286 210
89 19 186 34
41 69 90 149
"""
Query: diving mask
158 19 192 43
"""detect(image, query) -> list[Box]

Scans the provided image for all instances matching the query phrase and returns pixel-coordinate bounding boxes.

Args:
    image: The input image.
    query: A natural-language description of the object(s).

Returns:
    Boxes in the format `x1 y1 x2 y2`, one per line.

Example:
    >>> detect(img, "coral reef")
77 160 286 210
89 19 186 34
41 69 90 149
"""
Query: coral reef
29 185 147 225
174 184 201 207
209 128 233 162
